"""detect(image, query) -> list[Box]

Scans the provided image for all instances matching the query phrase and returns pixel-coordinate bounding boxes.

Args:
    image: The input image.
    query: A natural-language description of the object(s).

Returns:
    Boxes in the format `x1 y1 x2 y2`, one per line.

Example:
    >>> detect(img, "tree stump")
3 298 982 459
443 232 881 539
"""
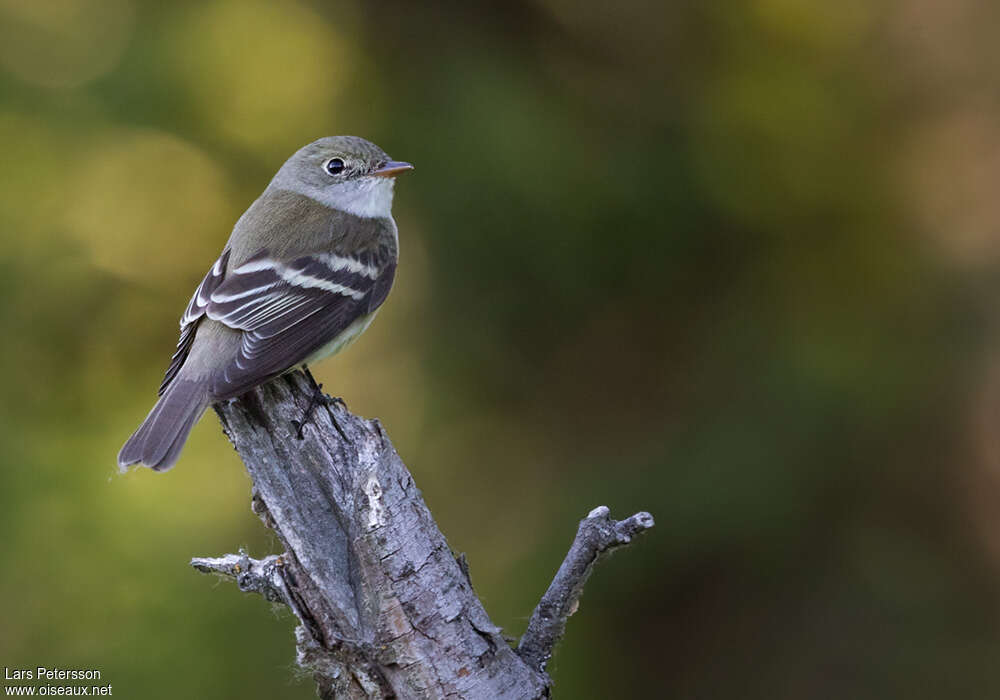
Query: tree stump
191 370 653 699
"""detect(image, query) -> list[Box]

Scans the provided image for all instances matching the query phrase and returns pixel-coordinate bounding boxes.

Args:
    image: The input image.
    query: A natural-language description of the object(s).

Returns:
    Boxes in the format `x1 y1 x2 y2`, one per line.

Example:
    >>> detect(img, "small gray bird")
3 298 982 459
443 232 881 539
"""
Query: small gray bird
118 136 412 471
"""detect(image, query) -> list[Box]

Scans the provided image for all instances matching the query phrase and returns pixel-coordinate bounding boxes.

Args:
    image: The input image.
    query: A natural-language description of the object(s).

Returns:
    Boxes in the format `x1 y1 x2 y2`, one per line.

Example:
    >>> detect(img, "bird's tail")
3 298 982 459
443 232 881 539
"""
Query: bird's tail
118 378 210 472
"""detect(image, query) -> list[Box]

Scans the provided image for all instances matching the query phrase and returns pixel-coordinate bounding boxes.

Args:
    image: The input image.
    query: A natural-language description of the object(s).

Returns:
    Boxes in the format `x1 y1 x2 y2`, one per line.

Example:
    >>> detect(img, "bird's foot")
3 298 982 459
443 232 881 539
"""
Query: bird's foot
294 382 330 438
292 382 348 440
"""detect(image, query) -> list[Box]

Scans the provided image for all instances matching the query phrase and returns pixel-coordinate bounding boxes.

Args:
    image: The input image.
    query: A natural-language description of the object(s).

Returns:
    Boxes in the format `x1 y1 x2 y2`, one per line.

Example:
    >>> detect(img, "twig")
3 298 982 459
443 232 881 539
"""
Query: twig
516 506 655 672
191 550 301 609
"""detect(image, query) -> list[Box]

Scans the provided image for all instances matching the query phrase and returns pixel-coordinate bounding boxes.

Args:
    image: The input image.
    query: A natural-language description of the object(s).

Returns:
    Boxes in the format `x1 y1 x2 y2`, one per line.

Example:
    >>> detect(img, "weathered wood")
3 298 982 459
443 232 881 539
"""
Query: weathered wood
191 369 652 699
516 507 655 673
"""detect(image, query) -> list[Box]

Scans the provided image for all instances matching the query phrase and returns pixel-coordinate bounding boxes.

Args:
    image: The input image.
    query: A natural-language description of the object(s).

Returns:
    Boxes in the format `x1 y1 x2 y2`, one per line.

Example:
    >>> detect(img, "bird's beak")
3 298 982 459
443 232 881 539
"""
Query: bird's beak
372 160 414 178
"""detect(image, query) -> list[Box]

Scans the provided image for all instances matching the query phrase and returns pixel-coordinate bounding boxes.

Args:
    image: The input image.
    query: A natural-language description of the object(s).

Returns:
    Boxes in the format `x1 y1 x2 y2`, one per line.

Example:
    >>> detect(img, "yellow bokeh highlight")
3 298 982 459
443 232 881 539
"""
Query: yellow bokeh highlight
65 129 235 286
0 111 73 250
0 0 134 88
752 0 874 52
167 0 352 154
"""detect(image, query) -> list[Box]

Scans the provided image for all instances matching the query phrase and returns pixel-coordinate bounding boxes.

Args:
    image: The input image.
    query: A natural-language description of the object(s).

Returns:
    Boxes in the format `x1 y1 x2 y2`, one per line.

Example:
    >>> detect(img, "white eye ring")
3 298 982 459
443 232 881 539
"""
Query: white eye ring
324 158 346 176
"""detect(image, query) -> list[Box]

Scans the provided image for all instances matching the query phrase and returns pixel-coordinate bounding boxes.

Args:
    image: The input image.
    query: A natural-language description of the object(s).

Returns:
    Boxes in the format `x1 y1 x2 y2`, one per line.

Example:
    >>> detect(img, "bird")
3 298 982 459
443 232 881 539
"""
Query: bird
118 136 412 471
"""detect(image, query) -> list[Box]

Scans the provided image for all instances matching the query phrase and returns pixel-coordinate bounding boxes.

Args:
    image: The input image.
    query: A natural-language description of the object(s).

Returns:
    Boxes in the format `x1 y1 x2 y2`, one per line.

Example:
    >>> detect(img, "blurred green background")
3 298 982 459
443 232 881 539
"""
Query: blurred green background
3 0 1000 697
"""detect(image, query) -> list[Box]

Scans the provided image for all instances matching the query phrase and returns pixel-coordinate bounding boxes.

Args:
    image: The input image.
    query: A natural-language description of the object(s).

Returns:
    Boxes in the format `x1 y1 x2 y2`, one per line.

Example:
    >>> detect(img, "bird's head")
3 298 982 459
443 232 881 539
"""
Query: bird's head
272 135 413 218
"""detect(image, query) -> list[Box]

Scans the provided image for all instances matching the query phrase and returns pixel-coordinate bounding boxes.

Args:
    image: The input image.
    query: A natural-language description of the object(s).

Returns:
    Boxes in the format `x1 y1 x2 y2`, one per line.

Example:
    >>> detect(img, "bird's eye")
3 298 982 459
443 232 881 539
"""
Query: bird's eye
325 158 345 175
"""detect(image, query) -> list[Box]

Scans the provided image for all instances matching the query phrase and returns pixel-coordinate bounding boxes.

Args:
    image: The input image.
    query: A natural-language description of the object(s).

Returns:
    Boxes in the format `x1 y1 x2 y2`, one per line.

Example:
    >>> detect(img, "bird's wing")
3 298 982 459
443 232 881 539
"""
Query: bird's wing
159 249 231 395
159 248 395 400
204 250 394 398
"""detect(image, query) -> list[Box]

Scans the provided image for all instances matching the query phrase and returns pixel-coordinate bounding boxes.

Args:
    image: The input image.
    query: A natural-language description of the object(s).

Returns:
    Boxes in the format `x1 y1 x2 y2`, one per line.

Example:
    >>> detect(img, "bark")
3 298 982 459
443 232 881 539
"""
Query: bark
191 370 653 699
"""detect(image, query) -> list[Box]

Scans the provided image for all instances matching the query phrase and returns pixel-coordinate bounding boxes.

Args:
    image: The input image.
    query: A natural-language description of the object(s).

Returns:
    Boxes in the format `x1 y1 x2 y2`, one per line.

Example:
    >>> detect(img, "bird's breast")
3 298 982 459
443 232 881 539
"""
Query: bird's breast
302 311 379 366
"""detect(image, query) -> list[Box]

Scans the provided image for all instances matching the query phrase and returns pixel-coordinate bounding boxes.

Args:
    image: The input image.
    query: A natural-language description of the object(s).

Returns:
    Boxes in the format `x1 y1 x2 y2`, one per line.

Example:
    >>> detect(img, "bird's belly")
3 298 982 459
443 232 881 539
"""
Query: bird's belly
302 311 378 366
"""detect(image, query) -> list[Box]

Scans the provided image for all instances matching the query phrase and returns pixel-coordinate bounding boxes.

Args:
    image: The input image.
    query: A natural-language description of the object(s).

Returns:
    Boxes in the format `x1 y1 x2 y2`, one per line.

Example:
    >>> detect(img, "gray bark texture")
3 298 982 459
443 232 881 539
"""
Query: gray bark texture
191 370 653 699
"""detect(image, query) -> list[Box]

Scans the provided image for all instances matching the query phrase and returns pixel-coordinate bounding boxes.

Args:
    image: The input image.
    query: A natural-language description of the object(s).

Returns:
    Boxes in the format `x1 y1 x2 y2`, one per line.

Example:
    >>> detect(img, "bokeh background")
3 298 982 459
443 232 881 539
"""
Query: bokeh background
2 0 1000 697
